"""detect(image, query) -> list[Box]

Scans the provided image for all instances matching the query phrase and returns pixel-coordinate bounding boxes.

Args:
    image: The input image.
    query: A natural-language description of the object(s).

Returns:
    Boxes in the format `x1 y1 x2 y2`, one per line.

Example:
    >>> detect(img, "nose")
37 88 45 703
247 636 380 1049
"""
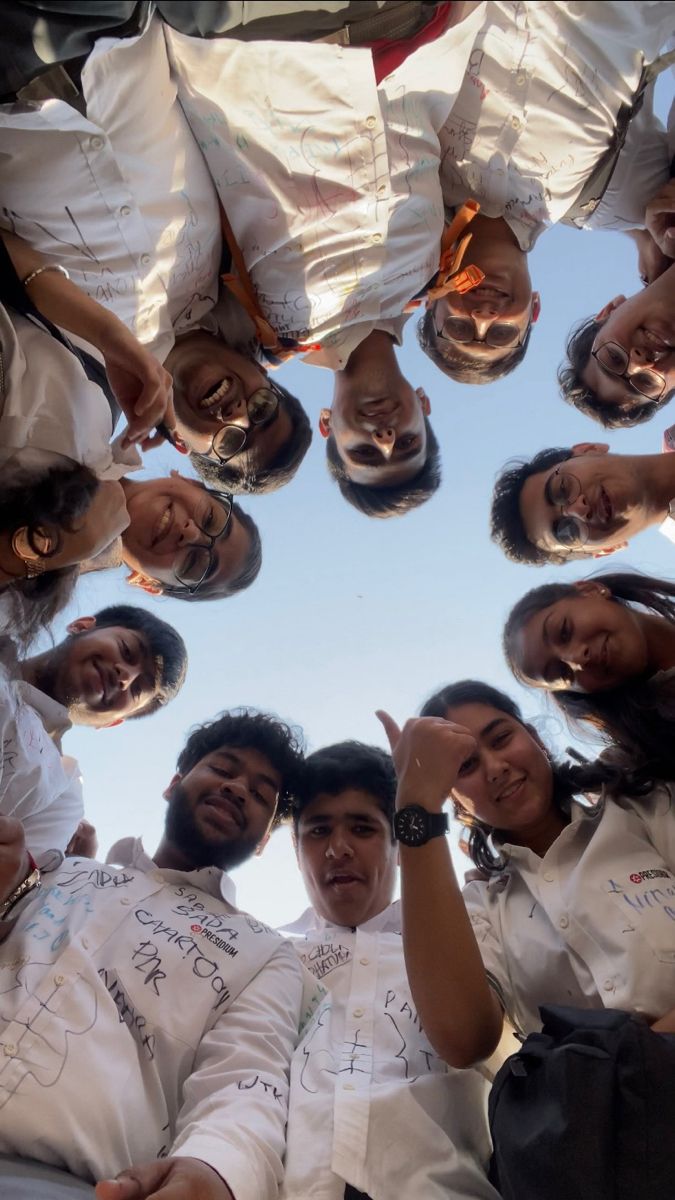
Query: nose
564 639 590 674
484 751 508 785
565 491 590 520
470 306 500 326
114 659 142 693
179 515 209 546
325 829 354 859
371 428 396 459
225 396 251 428
219 775 248 806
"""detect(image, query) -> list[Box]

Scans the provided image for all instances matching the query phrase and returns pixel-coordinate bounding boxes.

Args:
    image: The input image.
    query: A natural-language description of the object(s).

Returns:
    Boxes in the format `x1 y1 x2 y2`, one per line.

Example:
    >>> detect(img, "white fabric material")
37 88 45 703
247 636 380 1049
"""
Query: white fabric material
0 637 82 857
164 5 488 370
0 838 308 1200
438 1 675 249
0 306 140 481
659 498 675 543
464 790 675 1036
280 900 497 1200
0 18 222 363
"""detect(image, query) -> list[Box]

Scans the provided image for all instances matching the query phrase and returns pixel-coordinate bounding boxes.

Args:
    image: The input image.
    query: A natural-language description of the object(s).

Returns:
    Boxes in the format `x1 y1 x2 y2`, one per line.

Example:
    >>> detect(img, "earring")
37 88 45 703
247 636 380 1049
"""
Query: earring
11 527 52 578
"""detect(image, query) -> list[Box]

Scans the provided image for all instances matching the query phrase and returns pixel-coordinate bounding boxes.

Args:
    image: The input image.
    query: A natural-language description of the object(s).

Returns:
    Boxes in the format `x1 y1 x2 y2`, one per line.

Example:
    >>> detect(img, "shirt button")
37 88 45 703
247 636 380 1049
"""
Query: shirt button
365 115 377 129
359 958 369 966
558 917 569 930
377 183 387 196
516 72 527 86
371 233 383 244
81 938 89 950
510 116 522 130
54 974 65 986
3 1044 15 1056
119 204 132 217
543 871 554 883
140 253 151 266
343 1082 355 1091
603 979 614 992
352 1008 364 1018
90 135 104 150
120 898 131 906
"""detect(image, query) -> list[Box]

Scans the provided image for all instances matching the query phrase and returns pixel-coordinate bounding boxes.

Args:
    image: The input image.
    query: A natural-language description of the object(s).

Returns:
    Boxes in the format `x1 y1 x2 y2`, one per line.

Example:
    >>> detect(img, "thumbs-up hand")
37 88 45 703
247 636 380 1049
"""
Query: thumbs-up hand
376 711 476 811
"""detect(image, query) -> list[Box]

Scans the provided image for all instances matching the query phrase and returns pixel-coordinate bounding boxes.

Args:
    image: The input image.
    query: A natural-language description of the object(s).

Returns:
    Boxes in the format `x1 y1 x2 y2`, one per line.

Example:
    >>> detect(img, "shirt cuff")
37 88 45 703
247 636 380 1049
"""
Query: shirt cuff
171 1136 275 1200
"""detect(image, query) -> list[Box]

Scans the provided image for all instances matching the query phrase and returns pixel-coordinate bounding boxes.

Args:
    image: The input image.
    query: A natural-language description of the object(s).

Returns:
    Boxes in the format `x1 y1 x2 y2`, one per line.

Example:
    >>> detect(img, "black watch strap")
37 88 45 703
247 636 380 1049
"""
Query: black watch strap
393 804 448 847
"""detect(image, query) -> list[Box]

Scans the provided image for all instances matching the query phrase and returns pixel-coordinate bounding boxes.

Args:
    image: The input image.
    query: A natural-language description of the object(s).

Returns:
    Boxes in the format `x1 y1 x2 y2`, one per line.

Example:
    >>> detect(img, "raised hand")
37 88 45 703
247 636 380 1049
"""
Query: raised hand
376 711 476 811
0 816 30 906
99 324 176 451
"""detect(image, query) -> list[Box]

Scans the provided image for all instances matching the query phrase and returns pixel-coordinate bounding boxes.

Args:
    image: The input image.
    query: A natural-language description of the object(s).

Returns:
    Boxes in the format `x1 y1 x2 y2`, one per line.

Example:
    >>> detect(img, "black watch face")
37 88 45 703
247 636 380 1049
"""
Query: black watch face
397 806 429 846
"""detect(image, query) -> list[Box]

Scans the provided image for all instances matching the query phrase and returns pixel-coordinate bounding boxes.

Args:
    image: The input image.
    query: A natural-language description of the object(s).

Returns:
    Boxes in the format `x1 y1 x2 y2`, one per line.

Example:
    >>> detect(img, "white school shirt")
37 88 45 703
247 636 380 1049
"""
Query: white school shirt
0 16 222 363
280 901 498 1200
0 305 140 482
0 636 83 857
0 837 311 1199
438 1 675 251
464 789 675 1037
163 5 488 371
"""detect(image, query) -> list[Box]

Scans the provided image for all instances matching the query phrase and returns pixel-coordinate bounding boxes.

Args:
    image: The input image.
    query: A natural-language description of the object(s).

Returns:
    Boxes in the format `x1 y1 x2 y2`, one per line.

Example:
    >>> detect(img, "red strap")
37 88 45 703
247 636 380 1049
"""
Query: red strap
370 2 453 84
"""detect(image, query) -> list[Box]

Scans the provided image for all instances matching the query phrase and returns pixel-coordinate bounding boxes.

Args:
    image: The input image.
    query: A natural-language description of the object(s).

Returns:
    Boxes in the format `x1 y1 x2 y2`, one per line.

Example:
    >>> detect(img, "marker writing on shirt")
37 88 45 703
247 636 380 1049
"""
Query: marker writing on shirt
237 1075 284 1103
98 967 156 1060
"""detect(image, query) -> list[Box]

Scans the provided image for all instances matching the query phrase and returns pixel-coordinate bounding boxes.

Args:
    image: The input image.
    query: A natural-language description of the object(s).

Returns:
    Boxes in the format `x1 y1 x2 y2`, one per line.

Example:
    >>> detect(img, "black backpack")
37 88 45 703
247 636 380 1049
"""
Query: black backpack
489 1005 675 1200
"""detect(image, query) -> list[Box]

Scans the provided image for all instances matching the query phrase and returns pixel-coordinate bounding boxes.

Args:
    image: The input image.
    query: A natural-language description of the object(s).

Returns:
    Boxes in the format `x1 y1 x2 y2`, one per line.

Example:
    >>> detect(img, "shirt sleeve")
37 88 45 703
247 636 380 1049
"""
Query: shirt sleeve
582 89 670 231
462 879 512 1019
170 941 305 1200
0 675 84 855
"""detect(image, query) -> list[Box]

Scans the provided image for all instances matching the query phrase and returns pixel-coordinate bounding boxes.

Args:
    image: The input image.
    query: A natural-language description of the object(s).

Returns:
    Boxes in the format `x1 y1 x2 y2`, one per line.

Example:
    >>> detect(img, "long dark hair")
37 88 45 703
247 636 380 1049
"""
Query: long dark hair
503 571 675 782
420 679 651 874
1 461 99 645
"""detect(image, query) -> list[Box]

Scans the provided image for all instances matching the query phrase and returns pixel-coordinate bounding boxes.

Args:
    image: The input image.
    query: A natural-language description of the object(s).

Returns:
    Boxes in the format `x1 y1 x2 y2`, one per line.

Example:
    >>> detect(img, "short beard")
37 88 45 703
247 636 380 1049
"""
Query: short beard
164 782 260 872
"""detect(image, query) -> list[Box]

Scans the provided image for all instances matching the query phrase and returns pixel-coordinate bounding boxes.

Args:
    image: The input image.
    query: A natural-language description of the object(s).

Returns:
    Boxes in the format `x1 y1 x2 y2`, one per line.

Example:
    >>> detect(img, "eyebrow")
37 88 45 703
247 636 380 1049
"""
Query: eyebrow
477 717 510 739
299 809 383 827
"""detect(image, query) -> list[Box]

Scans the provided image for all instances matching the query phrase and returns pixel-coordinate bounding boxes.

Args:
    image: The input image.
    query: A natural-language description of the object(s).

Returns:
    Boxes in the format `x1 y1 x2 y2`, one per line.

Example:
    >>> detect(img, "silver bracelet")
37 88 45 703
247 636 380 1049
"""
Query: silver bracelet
22 263 70 288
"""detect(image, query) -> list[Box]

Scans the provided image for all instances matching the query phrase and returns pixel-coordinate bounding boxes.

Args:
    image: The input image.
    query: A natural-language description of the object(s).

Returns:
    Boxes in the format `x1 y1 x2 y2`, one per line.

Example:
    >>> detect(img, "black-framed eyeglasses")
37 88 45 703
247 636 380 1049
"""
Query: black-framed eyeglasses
547 467 589 550
208 381 281 463
163 491 234 595
591 341 667 401
435 315 524 349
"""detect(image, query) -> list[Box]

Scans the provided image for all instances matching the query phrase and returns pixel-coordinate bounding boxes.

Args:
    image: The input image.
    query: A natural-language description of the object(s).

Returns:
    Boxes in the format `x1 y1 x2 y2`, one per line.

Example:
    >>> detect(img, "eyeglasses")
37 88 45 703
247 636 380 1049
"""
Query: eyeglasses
169 492 234 594
547 468 589 550
591 341 667 401
209 383 280 463
435 315 523 349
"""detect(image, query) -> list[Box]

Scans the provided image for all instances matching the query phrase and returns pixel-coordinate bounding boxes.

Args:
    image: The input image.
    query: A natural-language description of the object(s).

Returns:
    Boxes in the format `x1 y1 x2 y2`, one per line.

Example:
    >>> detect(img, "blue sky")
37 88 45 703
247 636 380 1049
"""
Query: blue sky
53 79 675 926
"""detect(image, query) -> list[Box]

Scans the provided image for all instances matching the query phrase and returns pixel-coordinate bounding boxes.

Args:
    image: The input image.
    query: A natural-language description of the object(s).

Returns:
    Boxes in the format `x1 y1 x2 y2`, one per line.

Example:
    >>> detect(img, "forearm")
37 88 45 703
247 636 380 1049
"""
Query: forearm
400 834 503 1068
1 228 123 352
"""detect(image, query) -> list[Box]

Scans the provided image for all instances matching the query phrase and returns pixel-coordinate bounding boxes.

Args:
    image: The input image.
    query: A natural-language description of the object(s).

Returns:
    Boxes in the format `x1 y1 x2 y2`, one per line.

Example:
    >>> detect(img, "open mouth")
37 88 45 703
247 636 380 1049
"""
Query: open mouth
643 327 673 354
151 502 173 549
198 377 235 413
325 872 363 889
596 486 612 528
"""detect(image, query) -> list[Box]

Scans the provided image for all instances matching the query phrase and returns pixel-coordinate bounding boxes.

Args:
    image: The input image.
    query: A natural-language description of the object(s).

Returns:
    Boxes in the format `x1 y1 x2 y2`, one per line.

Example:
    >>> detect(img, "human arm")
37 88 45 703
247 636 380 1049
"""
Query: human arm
95 1158 233 1200
645 177 675 259
97 942 305 1200
377 711 503 1068
0 230 175 449
622 228 672 285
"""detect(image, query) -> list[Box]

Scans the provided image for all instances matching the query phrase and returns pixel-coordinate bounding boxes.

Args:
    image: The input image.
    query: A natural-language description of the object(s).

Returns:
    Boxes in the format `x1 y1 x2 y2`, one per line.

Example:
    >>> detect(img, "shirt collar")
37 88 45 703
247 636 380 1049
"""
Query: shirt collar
0 634 72 743
283 898 401 936
106 836 238 908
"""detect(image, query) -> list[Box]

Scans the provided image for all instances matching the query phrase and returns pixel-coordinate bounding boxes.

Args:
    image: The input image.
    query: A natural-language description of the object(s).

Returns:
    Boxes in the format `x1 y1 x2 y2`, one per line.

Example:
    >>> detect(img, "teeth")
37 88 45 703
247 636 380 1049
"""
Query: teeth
157 506 171 537
200 378 232 409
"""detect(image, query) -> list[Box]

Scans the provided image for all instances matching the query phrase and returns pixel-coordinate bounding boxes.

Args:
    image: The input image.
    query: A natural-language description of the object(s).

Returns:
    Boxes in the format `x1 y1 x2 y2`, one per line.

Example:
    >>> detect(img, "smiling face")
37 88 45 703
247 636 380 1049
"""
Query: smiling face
166 332 294 470
163 746 282 871
40 619 160 727
519 445 652 558
511 584 651 693
121 474 251 597
295 789 398 927
444 703 554 838
320 384 430 487
580 267 675 408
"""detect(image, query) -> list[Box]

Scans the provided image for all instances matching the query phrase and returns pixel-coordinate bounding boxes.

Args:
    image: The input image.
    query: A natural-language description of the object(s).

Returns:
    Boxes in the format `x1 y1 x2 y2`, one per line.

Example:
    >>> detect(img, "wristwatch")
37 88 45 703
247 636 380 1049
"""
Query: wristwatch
0 856 41 922
393 805 448 847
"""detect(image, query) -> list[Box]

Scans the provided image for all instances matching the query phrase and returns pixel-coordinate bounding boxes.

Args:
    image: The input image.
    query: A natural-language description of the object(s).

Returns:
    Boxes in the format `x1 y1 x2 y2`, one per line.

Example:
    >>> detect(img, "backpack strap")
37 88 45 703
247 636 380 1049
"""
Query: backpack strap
0 237 121 430
561 48 675 229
